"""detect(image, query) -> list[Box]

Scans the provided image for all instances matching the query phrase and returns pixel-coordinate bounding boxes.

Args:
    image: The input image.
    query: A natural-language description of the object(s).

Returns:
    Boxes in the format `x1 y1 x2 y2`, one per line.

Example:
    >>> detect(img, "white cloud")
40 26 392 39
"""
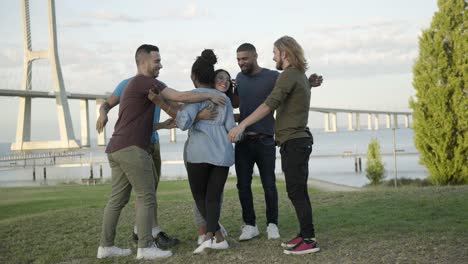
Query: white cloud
80 2 212 24
180 2 209 19
299 19 422 79
82 11 148 23
59 21 99 28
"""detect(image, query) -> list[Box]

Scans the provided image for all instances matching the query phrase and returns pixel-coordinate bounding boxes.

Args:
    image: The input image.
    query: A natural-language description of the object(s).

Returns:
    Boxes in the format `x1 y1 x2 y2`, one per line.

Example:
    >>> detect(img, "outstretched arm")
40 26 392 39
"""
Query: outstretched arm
148 89 178 119
96 94 120 133
154 118 177 131
160 87 226 106
228 103 272 142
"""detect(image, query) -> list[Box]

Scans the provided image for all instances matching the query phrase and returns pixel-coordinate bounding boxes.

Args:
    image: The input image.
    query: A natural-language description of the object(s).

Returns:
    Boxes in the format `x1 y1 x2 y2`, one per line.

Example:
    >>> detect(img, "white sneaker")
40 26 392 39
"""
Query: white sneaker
193 238 213 254
212 239 229 250
96 246 131 259
266 223 280 239
239 225 259 241
197 234 206 245
219 223 228 238
136 244 172 260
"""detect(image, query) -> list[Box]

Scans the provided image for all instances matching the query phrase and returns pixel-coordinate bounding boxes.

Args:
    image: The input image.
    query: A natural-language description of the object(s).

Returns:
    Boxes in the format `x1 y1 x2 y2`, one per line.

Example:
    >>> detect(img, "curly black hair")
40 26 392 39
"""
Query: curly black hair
191 49 217 85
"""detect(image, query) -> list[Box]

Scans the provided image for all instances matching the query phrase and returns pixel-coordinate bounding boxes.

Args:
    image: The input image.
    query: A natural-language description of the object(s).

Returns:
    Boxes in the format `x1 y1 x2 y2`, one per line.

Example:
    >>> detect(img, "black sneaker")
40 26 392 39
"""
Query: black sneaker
155 232 180 249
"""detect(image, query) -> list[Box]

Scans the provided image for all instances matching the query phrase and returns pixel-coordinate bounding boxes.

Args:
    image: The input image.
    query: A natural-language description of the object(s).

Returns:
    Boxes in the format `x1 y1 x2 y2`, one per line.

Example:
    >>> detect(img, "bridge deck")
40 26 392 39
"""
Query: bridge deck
0 89 108 100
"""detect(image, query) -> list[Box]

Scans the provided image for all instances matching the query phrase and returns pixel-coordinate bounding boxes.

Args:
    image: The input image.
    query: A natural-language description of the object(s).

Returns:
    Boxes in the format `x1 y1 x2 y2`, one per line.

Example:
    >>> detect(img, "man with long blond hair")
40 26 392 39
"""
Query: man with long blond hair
228 36 319 255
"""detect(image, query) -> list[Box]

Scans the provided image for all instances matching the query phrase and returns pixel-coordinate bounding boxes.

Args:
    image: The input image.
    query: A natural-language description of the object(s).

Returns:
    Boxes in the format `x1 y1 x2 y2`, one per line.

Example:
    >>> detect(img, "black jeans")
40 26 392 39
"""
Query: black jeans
235 136 278 226
280 137 315 238
186 162 229 234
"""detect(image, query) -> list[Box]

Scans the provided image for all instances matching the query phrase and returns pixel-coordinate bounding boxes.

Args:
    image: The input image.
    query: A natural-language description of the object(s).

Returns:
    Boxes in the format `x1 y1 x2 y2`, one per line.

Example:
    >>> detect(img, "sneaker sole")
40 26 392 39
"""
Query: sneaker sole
193 248 211 255
283 247 320 255
238 233 260 241
211 246 229 250
136 253 172 260
281 242 298 249
212 242 229 250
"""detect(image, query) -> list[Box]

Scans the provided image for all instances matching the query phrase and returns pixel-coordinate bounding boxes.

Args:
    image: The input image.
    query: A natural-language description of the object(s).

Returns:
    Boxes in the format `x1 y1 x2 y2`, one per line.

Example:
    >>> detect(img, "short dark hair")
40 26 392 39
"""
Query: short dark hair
135 44 159 65
236 43 256 53
192 49 217 85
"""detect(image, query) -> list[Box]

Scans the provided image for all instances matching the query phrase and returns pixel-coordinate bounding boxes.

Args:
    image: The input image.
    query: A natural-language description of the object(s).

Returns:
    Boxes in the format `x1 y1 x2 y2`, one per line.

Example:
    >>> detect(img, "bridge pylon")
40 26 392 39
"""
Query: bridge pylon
12 0 79 151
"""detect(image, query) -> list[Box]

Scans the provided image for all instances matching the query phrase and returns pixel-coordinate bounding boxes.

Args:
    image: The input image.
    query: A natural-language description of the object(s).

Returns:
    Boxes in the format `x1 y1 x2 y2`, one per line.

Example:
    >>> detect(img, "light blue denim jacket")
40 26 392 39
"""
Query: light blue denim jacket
176 88 236 167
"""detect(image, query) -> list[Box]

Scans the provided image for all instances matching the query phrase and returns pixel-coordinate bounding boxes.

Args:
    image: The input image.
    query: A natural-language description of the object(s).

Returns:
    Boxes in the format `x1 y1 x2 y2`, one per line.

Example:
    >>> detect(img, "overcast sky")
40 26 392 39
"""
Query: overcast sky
0 0 439 143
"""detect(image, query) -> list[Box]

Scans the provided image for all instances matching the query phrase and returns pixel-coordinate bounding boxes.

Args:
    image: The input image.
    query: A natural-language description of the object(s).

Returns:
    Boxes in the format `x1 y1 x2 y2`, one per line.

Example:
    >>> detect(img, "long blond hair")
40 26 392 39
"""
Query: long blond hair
274 36 308 72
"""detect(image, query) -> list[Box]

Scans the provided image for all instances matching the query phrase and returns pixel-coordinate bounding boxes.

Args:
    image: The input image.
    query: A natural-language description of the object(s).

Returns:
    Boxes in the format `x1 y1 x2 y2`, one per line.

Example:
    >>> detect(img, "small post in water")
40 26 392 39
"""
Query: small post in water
100 165 103 178
43 167 47 180
90 164 94 179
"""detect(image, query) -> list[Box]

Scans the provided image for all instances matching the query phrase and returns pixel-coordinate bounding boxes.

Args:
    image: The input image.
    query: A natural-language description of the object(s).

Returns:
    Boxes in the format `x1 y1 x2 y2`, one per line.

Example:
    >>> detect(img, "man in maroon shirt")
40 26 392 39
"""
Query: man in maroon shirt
97 44 225 260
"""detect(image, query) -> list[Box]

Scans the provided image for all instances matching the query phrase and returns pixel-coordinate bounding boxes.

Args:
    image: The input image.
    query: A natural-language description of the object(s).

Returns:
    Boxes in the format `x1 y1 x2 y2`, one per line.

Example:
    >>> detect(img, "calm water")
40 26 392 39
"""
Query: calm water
0 128 428 187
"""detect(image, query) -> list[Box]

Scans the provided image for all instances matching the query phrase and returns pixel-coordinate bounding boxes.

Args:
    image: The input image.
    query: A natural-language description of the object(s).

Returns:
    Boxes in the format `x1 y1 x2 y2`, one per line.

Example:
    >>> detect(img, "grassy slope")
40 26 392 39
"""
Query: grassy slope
0 178 467 264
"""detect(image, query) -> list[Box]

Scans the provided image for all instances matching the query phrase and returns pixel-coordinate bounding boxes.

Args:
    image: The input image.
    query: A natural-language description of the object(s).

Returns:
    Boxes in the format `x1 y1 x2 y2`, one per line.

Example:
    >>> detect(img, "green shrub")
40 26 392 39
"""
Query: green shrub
366 138 385 185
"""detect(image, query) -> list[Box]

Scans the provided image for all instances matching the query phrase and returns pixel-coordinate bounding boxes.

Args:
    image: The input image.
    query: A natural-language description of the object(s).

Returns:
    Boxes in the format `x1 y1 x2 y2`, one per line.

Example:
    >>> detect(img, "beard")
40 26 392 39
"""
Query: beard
275 58 283 70
240 64 253 74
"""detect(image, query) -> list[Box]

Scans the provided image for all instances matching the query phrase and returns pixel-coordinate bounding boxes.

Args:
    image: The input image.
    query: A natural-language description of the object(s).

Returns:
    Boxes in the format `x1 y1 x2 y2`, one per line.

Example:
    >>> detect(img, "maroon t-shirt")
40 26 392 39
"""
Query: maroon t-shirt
105 74 166 153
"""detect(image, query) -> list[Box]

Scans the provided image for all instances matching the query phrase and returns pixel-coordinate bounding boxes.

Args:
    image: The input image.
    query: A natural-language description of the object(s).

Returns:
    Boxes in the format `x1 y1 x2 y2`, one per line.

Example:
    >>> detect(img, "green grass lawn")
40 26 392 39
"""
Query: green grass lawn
0 177 467 264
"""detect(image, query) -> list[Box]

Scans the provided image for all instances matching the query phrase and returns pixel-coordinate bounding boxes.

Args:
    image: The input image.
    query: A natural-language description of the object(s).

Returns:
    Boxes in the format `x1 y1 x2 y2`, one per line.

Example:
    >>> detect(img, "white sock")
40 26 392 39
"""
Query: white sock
134 226 138 234
152 226 161 237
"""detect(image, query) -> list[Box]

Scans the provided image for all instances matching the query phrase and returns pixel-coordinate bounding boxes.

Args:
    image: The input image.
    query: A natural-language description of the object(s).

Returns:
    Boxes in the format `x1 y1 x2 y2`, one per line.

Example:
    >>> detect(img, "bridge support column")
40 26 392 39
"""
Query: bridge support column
393 114 399 128
374 114 379 130
170 128 177 143
324 113 330 132
348 113 354 131
367 114 372 130
12 0 79 150
331 112 337 132
96 99 106 146
355 113 360 131
386 114 391 129
405 114 410 128
80 99 90 147
15 95 32 150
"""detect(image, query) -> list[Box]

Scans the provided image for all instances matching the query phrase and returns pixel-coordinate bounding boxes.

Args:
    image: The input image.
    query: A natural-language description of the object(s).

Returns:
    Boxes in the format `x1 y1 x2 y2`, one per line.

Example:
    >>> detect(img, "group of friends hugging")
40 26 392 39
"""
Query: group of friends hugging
95 35 324 260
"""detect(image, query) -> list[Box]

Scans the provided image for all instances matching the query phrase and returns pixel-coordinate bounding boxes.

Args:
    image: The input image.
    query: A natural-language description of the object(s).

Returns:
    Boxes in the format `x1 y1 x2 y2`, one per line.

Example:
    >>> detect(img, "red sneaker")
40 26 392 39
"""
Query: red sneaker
283 239 320 255
281 235 303 249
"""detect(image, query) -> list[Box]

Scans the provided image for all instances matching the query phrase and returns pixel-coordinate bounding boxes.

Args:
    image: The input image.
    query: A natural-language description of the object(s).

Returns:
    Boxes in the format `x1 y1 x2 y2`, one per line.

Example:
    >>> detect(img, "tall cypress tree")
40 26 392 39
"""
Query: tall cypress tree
410 0 467 185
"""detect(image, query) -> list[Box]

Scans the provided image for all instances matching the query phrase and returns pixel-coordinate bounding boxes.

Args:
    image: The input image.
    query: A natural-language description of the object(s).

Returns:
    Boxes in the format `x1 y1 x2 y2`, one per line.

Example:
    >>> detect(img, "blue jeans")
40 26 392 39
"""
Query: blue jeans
235 136 278 226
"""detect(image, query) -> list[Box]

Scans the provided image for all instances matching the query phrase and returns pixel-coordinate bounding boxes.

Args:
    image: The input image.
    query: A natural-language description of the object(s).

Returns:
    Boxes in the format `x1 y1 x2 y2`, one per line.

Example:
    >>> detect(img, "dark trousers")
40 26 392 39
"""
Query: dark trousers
280 137 315 238
235 137 278 226
186 162 229 234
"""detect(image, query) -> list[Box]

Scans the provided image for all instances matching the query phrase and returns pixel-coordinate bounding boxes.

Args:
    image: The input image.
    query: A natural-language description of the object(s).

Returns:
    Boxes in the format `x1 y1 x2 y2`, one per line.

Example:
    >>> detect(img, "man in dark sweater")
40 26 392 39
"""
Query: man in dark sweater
232 43 322 241
229 37 321 255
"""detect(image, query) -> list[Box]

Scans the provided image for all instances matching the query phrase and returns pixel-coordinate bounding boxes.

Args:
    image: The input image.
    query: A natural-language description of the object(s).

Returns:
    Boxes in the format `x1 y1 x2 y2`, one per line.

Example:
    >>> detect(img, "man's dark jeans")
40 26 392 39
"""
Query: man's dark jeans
235 136 278 226
280 137 316 238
